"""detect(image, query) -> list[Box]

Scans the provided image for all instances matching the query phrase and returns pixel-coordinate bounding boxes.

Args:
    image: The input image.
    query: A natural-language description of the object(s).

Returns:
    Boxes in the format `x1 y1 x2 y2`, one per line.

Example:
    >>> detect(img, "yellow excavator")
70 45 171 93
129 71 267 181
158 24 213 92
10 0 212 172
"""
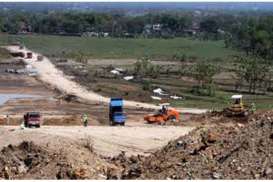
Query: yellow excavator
223 95 254 117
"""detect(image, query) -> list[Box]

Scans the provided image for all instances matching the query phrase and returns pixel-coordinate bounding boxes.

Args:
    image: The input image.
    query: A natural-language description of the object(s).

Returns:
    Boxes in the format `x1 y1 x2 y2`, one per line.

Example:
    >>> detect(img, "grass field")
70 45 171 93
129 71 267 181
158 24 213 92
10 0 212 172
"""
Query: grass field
170 90 273 110
0 34 239 60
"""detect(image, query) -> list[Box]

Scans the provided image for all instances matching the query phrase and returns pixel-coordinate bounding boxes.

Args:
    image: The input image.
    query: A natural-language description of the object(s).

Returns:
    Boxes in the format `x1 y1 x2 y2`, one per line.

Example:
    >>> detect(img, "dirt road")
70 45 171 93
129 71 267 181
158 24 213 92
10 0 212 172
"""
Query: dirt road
4 46 207 114
0 125 194 157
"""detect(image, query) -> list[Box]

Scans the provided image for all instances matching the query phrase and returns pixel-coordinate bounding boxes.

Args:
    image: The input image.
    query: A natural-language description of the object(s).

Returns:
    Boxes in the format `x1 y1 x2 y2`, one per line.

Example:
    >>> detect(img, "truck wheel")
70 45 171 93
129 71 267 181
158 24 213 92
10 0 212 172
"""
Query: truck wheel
120 123 125 126
168 116 176 122
36 125 40 128
159 121 165 126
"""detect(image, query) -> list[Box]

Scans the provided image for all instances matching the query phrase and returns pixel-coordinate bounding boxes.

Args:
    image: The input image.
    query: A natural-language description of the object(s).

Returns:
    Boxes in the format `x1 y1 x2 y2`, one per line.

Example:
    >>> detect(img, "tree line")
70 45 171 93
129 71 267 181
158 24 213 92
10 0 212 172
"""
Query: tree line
0 10 259 38
0 10 190 36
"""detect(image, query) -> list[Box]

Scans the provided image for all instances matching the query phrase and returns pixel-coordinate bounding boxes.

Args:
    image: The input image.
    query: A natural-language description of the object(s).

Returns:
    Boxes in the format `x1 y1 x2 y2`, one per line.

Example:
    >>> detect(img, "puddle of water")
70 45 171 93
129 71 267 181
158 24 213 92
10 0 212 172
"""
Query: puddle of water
0 93 41 105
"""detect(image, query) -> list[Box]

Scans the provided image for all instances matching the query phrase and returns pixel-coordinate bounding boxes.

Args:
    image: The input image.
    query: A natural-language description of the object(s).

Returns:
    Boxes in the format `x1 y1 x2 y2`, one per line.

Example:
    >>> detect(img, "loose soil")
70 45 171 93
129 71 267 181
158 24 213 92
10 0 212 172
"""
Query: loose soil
2 111 273 179
106 111 273 179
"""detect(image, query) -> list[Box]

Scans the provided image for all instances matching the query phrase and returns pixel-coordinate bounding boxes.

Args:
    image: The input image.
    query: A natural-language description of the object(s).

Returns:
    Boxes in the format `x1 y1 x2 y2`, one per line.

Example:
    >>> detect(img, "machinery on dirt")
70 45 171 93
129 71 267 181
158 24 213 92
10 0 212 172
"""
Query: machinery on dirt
109 98 126 126
144 104 180 124
26 52 33 59
10 52 25 58
24 112 41 128
223 95 252 117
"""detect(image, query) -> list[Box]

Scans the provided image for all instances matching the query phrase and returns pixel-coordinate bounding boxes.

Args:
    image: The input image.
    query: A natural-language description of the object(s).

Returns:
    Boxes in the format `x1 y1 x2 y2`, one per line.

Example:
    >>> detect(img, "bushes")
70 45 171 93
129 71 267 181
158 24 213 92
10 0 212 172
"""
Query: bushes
173 53 187 62
142 80 151 91
133 57 160 78
190 84 216 97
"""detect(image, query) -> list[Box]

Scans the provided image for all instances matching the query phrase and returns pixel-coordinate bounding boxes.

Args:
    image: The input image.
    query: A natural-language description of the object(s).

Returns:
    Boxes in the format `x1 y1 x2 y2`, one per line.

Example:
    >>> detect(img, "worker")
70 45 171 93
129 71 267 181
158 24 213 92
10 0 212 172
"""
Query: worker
6 114 9 125
20 121 25 130
250 103 256 113
82 114 88 127
162 105 167 114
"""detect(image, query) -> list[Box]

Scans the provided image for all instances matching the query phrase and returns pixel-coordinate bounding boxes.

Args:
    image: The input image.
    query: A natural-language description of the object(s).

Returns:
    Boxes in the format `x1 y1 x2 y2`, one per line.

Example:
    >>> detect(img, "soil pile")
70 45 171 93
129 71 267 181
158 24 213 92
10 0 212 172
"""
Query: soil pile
187 110 250 125
0 141 82 179
107 111 273 179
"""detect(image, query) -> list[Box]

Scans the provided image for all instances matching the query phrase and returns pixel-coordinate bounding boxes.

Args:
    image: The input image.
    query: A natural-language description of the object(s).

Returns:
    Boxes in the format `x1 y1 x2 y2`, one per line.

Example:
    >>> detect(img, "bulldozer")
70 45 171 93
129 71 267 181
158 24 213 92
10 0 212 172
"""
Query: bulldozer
144 104 180 124
223 95 252 117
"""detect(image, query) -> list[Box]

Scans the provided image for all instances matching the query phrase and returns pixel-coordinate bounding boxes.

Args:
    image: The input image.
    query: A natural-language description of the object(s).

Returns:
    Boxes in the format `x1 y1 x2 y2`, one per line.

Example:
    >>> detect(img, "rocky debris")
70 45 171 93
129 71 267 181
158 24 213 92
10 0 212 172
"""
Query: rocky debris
0 141 78 179
55 94 80 103
106 111 273 179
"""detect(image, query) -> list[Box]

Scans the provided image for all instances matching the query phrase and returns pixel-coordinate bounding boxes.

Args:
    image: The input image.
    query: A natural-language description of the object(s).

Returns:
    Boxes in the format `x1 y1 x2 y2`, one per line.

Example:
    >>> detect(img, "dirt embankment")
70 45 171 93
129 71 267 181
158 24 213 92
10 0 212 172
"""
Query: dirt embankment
0 140 112 180
0 124 193 179
106 111 273 179
0 141 74 179
1 111 273 179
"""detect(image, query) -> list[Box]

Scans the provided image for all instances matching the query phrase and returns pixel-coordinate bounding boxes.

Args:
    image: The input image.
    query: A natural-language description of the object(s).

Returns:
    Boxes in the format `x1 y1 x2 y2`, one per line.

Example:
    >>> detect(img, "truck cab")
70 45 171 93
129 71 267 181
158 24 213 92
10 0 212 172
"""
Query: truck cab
24 112 41 128
109 98 126 126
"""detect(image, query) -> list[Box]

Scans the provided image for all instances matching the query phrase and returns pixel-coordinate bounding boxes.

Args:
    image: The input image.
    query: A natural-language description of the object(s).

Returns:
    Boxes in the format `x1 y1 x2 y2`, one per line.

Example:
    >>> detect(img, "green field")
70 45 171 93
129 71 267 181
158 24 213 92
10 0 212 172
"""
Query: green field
0 34 239 60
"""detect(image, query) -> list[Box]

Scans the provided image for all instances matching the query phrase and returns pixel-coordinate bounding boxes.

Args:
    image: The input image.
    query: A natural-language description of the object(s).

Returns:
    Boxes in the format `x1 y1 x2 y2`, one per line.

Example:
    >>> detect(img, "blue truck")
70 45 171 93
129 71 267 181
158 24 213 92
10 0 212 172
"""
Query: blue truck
109 98 126 126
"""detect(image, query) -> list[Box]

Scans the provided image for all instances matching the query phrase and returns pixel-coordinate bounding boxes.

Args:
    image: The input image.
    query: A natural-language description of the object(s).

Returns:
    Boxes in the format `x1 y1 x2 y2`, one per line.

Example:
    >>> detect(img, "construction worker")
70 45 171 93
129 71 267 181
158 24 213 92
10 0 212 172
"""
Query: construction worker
250 103 256 113
162 105 167 114
20 121 25 130
82 114 88 127
6 114 9 125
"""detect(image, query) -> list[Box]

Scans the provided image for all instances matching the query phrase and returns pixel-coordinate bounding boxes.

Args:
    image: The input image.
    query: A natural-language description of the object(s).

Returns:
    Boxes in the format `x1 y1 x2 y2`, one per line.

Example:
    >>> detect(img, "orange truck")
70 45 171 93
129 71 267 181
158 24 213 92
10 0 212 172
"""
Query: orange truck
144 104 180 124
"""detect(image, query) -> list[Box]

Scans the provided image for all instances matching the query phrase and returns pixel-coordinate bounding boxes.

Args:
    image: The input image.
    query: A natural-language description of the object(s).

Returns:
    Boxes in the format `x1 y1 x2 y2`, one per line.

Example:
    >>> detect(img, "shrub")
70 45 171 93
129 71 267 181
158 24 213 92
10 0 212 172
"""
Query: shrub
142 80 151 91
190 84 216 97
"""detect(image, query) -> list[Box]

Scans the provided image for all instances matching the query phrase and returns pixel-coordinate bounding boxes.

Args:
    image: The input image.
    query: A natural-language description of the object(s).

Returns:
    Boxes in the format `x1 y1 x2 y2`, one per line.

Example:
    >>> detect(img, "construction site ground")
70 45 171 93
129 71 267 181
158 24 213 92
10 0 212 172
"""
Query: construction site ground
1 46 273 179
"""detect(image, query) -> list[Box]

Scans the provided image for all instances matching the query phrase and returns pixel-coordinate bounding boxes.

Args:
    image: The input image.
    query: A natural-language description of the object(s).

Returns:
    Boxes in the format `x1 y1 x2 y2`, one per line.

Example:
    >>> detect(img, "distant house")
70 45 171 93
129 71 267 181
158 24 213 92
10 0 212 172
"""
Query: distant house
82 32 109 38
192 22 200 31
183 22 200 36
183 29 197 36
152 24 162 31
81 31 99 37
102 32 109 37
143 24 164 38
123 32 134 38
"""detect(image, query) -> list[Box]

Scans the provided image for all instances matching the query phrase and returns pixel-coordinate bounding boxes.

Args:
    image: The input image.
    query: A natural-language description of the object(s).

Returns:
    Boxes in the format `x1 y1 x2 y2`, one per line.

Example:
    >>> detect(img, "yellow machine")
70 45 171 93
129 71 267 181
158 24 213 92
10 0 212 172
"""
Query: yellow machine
223 95 249 117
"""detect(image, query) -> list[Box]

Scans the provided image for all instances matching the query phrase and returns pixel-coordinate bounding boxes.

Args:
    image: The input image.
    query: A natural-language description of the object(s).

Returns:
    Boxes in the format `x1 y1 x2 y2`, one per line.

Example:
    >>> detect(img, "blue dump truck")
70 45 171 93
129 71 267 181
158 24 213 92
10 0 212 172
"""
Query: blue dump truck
109 98 126 126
